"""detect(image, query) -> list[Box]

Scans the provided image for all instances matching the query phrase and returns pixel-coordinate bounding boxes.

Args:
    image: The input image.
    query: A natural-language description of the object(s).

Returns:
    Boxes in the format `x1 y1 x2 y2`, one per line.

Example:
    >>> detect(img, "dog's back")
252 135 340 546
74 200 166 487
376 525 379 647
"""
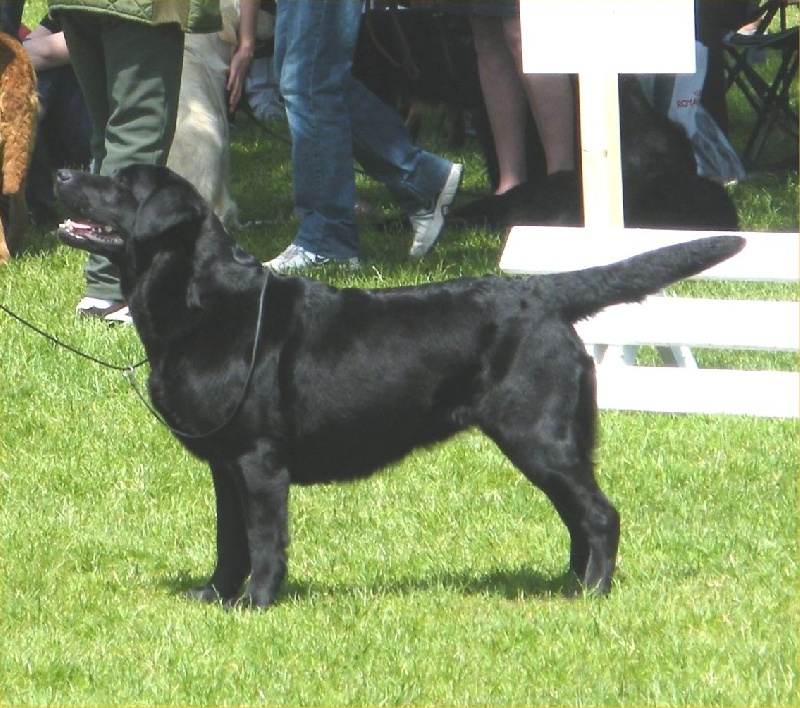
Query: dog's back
1 33 37 195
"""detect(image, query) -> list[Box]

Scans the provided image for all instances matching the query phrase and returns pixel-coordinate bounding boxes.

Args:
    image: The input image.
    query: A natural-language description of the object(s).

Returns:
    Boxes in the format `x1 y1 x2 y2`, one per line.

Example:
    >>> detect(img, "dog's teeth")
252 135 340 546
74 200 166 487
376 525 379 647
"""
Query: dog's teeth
64 219 93 232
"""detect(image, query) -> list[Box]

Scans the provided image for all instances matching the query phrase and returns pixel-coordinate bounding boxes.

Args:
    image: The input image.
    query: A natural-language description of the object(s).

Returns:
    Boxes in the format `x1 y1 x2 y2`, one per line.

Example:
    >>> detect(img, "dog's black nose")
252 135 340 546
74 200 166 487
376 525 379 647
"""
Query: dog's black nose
56 169 72 183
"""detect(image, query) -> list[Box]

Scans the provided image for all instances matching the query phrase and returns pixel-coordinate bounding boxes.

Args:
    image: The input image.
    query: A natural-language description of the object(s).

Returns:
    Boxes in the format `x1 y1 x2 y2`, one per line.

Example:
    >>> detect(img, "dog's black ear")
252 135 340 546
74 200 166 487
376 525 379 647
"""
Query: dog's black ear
133 182 206 242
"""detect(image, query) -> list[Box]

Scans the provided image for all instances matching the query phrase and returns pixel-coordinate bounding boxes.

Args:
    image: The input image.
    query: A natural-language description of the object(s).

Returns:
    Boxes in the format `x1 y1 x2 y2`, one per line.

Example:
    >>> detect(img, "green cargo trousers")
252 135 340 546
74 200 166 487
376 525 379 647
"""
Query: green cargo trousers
59 13 185 301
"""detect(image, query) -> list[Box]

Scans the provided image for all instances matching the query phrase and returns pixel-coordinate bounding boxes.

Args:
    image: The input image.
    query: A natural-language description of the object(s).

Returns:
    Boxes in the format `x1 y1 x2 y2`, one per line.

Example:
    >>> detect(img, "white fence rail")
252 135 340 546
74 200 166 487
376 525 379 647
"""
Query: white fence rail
499 227 799 418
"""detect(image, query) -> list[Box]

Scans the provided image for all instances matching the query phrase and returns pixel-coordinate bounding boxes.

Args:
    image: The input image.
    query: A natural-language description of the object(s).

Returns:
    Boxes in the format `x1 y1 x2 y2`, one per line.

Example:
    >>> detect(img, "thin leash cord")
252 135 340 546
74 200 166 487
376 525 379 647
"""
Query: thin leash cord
127 273 270 440
0 303 148 372
0 273 270 440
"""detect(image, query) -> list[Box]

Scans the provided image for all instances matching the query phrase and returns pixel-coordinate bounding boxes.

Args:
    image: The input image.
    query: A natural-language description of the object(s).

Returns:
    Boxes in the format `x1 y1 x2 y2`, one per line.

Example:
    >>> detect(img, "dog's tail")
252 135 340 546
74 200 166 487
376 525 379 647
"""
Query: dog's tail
545 235 745 322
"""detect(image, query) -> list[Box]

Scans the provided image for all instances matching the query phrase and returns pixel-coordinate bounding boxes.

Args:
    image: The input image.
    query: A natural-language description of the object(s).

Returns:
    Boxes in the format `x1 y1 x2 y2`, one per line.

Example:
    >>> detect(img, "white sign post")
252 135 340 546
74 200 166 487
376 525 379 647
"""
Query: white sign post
519 0 696 228
513 0 697 366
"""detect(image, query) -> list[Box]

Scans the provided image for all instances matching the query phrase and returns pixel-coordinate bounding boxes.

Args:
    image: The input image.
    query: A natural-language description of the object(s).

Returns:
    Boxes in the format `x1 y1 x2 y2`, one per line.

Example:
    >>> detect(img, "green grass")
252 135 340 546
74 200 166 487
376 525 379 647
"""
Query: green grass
2 4 799 705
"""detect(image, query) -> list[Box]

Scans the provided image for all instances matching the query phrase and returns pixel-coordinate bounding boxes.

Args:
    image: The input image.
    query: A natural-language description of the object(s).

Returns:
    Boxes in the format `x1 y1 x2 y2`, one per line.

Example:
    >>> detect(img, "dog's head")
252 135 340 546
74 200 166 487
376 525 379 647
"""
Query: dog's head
57 164 266 324
56 164 208 268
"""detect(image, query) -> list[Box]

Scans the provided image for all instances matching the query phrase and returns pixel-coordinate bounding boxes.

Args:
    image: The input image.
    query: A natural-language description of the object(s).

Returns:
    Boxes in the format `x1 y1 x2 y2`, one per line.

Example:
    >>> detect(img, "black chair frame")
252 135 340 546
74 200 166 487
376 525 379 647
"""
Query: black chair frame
723 1 798 169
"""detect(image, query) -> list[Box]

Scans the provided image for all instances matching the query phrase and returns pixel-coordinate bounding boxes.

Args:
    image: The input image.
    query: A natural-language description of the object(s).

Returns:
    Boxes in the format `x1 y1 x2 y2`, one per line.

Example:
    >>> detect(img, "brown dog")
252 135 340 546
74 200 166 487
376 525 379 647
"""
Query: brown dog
0 32 38 263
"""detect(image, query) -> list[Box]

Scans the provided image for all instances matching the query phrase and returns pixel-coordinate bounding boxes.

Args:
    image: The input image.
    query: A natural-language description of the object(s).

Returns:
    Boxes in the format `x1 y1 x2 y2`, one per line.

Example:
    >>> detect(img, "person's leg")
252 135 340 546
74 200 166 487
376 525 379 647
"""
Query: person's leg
503 17 576 174
24 68 59 225
336 9 460 256
245 55 284 121
99 20 184 173
59 13 116 301
59 13 108 172
61 13 184 301
1 0 23 37
271 0 459 266
469 14 530 193
54 68 92 169
346 76 455 215
24 67 92 225
274 0 359 260
345 73 462 258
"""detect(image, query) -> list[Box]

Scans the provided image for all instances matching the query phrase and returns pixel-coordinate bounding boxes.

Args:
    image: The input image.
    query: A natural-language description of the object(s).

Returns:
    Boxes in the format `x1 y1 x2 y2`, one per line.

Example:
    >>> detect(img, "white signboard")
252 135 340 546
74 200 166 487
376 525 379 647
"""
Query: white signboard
520 0 696 75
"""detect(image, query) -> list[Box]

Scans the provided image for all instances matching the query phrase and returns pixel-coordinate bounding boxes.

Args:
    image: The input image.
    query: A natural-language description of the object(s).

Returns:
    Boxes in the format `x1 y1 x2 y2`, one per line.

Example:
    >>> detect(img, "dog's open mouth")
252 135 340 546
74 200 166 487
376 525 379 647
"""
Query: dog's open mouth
58 219 124 249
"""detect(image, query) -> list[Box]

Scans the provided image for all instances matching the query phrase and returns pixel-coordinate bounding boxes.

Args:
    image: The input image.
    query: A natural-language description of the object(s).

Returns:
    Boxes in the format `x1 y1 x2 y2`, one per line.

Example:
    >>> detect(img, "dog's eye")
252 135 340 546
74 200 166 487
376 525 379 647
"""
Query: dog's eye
111 169 132 189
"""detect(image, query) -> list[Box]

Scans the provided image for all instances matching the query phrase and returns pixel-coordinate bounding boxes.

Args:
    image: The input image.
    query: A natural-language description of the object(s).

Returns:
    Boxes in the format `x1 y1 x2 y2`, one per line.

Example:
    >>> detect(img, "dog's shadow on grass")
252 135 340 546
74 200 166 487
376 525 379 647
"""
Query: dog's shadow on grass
164 565 580 606
281 567 582 603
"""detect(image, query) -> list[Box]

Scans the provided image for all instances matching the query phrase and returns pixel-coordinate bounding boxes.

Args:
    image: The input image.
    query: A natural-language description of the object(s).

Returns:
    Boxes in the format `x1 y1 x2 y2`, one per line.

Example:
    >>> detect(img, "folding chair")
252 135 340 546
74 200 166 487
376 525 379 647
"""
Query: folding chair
722 0 798 169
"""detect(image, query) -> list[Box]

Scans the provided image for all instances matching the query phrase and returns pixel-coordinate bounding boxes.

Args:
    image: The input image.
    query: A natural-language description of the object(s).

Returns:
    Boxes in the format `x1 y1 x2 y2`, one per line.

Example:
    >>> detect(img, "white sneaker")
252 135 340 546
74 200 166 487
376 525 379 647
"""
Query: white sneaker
263 244 360 273
104 305 132 325
408 163 463 258
76 296 132 325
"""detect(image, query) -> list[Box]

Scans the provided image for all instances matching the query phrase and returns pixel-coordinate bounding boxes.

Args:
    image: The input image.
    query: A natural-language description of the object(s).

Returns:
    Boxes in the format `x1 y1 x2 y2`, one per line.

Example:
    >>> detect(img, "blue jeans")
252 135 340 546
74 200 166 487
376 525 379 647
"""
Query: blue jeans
274 0 454 259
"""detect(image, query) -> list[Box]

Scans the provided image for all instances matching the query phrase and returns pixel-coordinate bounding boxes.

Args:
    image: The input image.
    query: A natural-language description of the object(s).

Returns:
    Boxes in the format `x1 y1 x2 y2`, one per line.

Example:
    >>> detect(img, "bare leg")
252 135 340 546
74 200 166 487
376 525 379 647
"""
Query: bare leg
469 15 530 194
503 17 576 174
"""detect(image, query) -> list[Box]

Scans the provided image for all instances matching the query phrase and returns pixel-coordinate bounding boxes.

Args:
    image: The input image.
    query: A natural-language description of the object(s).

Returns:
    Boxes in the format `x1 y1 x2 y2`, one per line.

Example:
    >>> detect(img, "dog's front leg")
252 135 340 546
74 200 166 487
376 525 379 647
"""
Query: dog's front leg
235 449 290 609
188 461 251 604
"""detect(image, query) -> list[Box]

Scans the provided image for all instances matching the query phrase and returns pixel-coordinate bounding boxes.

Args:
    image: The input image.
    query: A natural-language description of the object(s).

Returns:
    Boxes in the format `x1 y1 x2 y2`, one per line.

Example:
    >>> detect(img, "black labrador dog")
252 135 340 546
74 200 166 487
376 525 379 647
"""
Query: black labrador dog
56 165 743 608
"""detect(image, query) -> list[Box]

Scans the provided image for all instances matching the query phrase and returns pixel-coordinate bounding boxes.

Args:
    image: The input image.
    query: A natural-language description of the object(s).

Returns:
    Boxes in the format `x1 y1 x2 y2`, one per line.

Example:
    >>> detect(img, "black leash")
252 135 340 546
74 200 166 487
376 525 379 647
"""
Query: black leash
0 302 148 372
142 273 271 440
0 273 270 440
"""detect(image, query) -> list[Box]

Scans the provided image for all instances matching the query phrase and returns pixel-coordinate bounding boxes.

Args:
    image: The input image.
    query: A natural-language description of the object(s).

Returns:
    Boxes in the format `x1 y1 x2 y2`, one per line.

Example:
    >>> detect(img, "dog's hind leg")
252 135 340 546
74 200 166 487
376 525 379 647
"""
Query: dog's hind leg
481 351 619 594
493 428 619 594
531 465 619 594
188 461 252 604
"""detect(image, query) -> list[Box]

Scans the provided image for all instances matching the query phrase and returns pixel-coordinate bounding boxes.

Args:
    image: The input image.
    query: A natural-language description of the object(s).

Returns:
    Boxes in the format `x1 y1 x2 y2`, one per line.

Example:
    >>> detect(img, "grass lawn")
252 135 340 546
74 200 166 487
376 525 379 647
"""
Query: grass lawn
1 3 798 705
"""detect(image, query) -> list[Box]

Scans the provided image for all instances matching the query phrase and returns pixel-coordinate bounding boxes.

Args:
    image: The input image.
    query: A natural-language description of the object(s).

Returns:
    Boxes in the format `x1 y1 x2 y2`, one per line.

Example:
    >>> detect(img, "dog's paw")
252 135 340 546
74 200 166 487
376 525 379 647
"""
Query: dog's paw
186 584 231 605
234 590 275 611
561 571 585 599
